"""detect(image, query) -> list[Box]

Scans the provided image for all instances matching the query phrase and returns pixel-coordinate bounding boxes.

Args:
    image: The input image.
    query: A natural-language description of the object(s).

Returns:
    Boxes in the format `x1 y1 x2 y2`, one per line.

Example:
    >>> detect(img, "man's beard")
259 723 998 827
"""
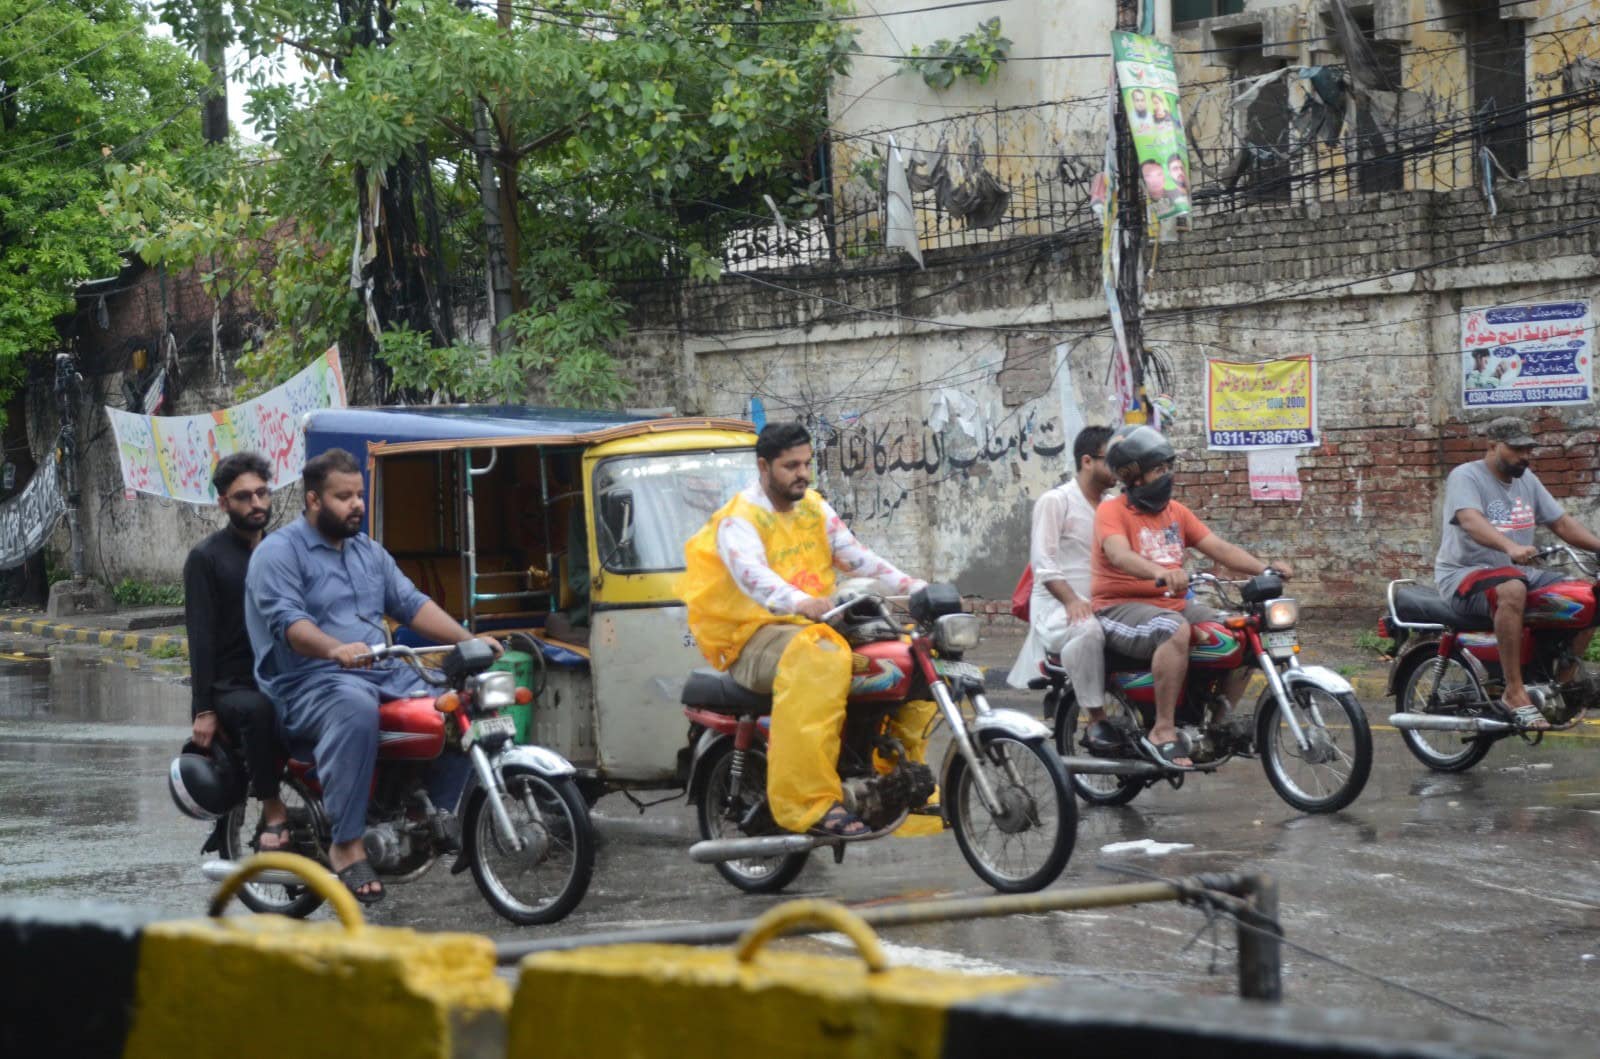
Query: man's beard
227 508 269 534
783 478 808 499
316 505 362 539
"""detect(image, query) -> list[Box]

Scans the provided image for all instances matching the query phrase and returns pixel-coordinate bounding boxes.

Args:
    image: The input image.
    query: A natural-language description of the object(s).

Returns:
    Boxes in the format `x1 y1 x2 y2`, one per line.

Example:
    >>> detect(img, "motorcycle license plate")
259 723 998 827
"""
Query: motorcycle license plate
466 715 516 746
934 659 985 686
1262 630 1298 651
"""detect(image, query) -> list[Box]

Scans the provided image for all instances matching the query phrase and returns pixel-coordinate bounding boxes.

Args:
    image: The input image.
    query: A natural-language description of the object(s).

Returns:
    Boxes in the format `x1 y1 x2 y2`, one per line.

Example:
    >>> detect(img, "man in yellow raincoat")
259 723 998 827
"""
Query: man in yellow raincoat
683 422 934 838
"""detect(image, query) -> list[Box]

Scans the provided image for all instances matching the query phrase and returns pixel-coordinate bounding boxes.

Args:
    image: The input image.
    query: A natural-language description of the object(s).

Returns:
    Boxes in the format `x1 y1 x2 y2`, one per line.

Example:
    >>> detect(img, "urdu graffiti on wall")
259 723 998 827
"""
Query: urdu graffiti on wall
0 452 66 569
106 349 347 504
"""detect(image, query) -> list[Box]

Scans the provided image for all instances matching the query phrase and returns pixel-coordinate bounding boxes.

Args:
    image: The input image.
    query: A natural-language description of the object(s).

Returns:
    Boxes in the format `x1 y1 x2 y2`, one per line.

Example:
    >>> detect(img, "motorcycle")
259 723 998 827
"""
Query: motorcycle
680 582 1077 894
198 637 595 924
1382 545 1600 772
1037 571 1372 814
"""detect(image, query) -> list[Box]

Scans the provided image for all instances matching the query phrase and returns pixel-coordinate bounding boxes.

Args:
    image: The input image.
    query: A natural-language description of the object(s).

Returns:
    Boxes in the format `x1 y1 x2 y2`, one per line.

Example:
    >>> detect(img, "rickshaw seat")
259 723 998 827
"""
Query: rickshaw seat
680 668 773 715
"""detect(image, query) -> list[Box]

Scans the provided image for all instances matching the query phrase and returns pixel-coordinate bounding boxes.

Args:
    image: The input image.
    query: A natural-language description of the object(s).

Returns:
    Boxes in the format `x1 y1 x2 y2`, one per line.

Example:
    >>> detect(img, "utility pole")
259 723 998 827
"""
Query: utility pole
1113 0 1147 420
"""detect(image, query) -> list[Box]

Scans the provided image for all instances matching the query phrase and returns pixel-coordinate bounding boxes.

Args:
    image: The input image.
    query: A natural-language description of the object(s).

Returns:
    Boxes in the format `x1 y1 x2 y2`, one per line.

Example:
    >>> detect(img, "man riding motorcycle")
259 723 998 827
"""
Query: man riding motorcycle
1432 416 1600 730
682 421 934 839
1091 425 1291 769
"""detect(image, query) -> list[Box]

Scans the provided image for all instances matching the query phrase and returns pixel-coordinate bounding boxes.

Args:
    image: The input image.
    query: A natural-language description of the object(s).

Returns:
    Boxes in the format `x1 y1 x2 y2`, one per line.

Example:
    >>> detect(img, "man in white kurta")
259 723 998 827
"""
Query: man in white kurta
1007 426 1117 718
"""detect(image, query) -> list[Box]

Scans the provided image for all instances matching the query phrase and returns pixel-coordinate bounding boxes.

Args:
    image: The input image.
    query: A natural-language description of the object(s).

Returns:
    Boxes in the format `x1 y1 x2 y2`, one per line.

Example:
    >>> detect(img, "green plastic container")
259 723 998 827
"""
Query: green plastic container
491 649 537 744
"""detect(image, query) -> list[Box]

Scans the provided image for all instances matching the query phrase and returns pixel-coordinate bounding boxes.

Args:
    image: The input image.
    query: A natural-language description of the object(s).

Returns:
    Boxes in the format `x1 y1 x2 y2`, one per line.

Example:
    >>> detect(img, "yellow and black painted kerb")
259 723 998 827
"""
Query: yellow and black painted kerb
0 616 186 660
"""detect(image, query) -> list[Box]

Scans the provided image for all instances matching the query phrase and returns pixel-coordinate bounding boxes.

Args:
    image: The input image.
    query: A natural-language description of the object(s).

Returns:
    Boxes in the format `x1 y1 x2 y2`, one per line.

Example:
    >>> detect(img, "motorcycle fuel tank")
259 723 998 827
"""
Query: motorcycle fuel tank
1523 580 1597 629
377 696 447 760
1188 621 1246 669
849 640 915 702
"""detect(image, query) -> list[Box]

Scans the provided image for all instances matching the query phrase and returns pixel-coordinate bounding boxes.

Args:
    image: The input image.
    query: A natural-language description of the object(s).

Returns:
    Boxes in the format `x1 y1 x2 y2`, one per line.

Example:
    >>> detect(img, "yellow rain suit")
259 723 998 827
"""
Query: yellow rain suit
683 488 938 834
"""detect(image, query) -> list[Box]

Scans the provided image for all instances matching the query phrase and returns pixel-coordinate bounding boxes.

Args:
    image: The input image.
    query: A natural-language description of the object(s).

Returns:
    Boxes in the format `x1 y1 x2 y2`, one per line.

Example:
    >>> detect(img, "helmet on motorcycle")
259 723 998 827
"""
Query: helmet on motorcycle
1104 424 1175 481
168 741 247 820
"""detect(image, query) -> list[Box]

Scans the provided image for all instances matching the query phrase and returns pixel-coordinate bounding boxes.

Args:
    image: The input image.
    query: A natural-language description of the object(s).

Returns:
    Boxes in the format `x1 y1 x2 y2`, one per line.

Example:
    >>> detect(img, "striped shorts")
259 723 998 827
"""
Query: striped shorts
1096 601 1218 660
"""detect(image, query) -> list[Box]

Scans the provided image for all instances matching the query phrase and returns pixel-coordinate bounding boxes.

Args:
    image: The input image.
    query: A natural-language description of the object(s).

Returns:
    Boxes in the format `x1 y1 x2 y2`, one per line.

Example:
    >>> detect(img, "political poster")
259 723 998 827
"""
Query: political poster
1205 356 1318 450
0 453 66 569
1460 300 1592 408
107 348 346 503
1112 31 1192 219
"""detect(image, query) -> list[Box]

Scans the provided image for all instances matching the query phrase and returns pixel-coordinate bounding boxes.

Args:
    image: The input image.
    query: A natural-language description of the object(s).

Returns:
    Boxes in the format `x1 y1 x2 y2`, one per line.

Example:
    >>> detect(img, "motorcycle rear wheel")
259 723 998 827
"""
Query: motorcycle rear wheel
696 745 809 894
465 766 594 925
1054 698 1143 807
1396 651 1494 772
219 774 326 919
947 735 1076 893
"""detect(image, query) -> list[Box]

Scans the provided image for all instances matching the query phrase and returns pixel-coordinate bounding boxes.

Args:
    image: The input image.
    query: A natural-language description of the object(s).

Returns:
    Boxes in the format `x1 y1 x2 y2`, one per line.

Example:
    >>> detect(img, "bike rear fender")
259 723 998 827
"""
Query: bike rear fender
684 726 731 802
1387 636 1443 697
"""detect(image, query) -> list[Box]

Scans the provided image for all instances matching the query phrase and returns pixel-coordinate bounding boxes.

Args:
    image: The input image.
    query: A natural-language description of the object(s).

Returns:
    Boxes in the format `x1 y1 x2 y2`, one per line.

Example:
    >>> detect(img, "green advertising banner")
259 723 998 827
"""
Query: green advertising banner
1112 31 1191 219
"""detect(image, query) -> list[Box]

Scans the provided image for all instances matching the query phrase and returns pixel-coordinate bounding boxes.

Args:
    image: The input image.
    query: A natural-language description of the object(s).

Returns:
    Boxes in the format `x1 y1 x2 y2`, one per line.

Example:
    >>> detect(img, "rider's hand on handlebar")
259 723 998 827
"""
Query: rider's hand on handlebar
329 642 374 669
795 596 833 622
1156 568 1190 598
1269 560 1295 580
1508 543 1539 565
472 633 505 658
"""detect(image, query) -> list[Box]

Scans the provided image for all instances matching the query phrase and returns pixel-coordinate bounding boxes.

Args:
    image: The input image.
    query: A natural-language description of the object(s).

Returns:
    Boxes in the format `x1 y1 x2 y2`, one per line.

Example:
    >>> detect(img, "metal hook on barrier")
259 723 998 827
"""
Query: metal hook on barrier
733 899 888 974
206 852 366 931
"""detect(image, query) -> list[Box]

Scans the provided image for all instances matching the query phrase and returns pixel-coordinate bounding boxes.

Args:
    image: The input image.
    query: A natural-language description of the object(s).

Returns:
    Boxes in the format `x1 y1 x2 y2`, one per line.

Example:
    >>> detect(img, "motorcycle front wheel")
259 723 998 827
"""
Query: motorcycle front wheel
947 735 1076 893
1256 685 1372 813
1396 650 1494 772
218 773 326 919
465 765 594 925
696 744 809 894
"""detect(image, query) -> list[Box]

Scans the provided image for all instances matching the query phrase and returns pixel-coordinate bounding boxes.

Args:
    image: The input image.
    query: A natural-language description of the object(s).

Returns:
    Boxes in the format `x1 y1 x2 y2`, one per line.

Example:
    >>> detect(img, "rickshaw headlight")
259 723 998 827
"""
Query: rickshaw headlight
933 613 981 653
474 670 518 711
1265 599 1299 630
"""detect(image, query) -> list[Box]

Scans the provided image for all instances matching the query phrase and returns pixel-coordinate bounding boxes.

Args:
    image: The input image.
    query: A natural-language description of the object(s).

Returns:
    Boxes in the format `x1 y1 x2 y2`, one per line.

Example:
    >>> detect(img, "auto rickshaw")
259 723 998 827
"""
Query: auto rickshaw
303 406 756 798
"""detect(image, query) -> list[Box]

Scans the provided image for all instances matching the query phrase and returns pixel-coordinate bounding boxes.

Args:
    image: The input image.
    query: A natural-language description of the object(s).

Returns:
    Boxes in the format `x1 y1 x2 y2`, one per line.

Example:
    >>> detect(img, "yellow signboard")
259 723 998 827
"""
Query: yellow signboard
1204 356 1318 450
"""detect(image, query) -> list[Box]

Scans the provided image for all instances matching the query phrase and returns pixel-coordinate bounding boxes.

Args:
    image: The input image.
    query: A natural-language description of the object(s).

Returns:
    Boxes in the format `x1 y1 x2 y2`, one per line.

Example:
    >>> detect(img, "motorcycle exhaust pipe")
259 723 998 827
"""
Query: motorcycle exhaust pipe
1387 712 1514 734
200 859 308 888
1057 755 1165 778
689 835 822 863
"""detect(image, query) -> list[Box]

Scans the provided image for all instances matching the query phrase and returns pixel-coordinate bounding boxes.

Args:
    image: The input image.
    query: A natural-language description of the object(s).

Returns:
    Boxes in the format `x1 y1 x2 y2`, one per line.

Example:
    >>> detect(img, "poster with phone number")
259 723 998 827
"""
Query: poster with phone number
1205 356 1318 450
1461 300 1592 408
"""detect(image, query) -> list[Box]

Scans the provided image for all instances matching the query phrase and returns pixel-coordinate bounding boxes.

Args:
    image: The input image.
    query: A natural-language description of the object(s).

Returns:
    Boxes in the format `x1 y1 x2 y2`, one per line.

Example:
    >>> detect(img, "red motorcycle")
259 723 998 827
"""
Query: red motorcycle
1382 546 1600 771
680 582 1076 894
1039 571 1372 814
196 638 595 924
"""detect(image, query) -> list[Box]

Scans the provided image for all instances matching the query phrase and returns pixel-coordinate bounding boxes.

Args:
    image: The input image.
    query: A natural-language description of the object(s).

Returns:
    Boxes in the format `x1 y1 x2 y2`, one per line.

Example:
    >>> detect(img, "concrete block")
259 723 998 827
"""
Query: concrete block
46 578 113 619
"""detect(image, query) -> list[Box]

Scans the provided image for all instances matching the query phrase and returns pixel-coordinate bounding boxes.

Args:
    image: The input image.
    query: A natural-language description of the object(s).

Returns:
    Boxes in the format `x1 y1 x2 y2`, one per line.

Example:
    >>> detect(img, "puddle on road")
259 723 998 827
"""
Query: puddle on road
0 650 189 729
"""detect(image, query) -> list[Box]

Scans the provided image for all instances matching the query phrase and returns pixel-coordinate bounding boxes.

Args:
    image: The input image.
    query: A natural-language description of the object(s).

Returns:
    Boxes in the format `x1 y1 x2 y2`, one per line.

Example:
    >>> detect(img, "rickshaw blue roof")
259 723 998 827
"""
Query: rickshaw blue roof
304 405 649 456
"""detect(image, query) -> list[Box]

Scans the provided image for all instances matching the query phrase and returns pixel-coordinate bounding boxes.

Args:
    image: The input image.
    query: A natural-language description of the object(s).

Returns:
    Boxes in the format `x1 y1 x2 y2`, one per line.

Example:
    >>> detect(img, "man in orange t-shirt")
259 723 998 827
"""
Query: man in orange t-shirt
1091 426 1291 768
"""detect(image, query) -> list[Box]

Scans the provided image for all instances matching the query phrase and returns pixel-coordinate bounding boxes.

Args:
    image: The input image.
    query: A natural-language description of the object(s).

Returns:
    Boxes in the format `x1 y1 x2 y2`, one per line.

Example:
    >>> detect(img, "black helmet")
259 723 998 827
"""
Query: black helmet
168 741 246 820
1105 424 1175 479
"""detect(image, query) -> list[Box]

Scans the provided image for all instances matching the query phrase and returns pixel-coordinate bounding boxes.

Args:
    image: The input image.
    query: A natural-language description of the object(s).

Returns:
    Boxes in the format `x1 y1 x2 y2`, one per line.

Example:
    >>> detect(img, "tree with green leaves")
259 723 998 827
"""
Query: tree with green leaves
0 0 202 426
111 0 858 407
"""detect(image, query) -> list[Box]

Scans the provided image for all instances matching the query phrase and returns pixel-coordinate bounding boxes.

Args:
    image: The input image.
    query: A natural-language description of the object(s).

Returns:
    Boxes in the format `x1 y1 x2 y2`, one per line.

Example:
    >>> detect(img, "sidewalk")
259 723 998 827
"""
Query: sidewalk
0 607 188 659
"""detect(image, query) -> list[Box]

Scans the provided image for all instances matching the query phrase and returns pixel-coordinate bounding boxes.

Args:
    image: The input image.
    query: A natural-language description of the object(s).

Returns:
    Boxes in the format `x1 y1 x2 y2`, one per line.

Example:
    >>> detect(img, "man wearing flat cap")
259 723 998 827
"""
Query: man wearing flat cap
1434 416 1600 729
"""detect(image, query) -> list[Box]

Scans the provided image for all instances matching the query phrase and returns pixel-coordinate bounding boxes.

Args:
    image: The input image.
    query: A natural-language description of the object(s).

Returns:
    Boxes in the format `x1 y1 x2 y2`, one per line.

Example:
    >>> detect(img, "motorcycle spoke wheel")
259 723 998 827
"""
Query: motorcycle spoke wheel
219 775 325 918
1259 687 1372 814
468 768 593 925
948 736 1076 893
1055 698 1142 807
696 748 808 894
1399 654 1494 772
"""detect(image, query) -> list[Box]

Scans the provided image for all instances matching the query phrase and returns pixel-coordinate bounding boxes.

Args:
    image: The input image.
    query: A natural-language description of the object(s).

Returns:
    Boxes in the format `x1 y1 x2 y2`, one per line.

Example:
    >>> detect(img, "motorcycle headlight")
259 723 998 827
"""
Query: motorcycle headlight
1264 598 1299 630
474 670 517 711
933 613 981 653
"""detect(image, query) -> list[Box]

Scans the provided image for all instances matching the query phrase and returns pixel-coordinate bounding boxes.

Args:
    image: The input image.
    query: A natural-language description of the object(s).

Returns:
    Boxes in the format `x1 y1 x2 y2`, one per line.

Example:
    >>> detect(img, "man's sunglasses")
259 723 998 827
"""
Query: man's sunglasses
226 486 271 503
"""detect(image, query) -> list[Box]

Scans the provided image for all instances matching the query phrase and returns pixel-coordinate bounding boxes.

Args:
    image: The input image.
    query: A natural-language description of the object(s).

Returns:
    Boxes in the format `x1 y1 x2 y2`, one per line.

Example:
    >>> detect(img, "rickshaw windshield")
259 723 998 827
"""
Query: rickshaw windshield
593 448 752 573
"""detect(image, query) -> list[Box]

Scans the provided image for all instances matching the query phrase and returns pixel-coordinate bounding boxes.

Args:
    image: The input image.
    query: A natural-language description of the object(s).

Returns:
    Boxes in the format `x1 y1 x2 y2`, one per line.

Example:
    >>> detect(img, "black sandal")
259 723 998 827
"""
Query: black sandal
336 859 385 905
809 802 872 841
252 819 292 853
1139 736 1196 772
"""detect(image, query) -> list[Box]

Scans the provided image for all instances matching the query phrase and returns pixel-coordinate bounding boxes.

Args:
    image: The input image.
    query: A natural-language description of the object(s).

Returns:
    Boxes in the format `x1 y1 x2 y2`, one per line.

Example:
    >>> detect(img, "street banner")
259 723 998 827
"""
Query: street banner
1112 31 1192 219
0 452 66 569
107 348 346 503
1460 300 1593 408
1247 448 1303 501
1205 356 1318 450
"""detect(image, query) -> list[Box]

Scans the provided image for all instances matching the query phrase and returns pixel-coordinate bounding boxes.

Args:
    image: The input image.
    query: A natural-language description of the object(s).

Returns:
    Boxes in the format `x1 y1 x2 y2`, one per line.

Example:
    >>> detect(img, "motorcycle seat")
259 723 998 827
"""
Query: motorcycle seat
1392 584 1492 631
681 668 773 715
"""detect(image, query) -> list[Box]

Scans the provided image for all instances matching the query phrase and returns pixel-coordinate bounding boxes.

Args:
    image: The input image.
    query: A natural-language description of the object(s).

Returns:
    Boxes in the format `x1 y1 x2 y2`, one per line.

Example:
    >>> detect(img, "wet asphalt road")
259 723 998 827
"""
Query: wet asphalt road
2 646 1598 1044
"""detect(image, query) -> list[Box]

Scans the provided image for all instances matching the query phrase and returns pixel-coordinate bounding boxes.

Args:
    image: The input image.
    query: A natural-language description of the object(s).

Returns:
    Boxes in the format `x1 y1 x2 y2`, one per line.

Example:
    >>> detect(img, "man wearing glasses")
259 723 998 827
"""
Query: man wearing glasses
183 452 289 850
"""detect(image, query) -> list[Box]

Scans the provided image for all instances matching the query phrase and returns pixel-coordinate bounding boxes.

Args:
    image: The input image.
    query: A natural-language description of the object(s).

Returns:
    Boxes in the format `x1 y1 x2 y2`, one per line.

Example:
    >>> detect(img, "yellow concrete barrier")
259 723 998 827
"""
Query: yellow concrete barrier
123 854 509 1059
506 898 1042 1059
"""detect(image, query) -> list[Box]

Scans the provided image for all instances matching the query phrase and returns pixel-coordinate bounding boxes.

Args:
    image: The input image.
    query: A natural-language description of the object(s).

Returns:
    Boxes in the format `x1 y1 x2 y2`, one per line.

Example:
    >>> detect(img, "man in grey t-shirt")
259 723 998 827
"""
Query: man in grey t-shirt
1434 417 1600 727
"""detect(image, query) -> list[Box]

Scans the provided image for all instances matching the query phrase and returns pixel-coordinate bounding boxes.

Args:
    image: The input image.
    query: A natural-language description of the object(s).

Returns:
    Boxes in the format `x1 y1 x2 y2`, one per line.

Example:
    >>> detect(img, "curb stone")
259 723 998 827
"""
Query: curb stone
0 615 187 660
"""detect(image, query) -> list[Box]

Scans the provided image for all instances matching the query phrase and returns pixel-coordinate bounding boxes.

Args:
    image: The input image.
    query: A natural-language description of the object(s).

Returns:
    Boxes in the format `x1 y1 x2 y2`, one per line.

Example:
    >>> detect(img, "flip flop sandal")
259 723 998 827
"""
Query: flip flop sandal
1139 736 1197 772
1490 700 1550 731
336 860 386 905
252 819 292 853
808 802 874 842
